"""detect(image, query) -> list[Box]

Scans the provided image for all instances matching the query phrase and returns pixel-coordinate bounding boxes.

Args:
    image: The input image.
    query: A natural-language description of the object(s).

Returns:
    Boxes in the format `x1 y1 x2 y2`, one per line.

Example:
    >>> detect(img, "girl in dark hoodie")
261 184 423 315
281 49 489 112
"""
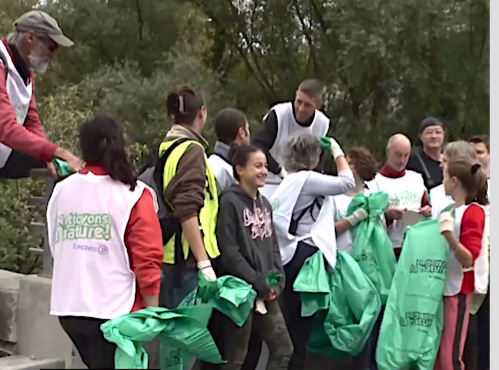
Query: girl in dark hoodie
216 145 293 370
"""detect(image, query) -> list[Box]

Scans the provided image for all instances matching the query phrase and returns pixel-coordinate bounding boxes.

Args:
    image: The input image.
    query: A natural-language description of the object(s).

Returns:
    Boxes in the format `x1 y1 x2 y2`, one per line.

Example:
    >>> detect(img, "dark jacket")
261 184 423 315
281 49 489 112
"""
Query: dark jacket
215 184 285 298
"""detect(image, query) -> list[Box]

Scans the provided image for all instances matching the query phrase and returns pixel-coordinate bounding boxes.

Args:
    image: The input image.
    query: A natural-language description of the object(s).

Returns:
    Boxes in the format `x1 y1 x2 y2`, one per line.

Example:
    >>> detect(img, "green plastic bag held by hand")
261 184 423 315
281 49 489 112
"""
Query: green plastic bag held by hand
100 306 224 370
182 271 257 327
320 137 333 153
53 158 73 178
266 270 282 287
294 251 381 359
376 219 448 370
347 191 396 304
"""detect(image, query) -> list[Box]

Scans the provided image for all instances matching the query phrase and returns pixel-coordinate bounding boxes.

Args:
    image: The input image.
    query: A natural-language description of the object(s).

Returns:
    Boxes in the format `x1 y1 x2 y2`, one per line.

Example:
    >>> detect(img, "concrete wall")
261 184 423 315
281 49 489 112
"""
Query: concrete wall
0 269 85 368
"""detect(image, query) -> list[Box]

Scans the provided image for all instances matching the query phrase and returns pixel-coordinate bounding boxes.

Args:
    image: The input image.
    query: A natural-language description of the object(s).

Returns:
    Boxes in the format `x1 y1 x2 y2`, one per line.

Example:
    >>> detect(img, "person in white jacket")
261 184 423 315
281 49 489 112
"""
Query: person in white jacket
271 133 355 370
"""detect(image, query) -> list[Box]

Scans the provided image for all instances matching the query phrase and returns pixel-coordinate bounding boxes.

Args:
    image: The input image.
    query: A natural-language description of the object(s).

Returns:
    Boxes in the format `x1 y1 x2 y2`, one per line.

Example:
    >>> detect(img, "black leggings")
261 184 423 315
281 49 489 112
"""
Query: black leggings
59 316 116 369
280 242 318 370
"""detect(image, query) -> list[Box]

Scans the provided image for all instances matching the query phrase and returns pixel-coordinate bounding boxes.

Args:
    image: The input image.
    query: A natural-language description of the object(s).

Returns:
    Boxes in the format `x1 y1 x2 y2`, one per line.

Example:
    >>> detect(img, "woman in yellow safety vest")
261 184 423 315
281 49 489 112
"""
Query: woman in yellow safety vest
159 84 220 308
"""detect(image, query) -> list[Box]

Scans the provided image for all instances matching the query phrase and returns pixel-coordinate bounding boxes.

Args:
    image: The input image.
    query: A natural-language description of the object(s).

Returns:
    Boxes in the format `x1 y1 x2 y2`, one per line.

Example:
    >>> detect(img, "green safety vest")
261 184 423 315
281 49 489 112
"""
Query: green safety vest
159 139 220 264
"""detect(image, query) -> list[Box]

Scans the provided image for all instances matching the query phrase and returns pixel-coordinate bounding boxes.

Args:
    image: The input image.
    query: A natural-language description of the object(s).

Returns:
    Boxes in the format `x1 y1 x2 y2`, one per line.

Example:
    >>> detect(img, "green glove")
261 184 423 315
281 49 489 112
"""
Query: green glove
320 137 345 160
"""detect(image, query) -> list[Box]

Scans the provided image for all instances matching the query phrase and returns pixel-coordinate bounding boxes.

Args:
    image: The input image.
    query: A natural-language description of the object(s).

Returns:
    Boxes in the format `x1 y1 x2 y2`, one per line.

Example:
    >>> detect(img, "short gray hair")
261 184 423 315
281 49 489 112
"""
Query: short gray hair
443 140 477 160
279 133 322 173
6 31 27 48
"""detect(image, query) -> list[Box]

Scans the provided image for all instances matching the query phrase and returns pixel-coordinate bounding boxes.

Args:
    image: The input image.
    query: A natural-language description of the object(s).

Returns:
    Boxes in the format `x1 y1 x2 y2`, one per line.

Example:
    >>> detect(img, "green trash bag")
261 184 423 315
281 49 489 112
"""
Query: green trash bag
347 191 397 304
179 271 257 327
376 219 448 370
294 250 382 359
101 305 224 370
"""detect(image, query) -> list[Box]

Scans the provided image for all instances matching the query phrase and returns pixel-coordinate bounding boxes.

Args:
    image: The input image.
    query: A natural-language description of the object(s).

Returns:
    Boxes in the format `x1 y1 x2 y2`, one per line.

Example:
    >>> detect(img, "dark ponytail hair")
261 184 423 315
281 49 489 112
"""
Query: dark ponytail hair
79 114 137 191
446 157 488 206
228 144 262 181
165 84 205 125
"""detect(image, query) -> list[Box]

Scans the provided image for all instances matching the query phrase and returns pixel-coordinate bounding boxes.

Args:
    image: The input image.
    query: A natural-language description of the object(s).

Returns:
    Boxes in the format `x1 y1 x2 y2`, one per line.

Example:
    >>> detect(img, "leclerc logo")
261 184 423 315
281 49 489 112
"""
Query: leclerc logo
98 245 109 255
73 243 109 255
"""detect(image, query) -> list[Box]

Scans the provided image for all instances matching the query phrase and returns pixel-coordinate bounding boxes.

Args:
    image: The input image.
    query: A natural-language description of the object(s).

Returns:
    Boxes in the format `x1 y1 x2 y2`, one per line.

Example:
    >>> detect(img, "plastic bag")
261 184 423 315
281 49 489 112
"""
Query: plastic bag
101 306 223 370
180 272 257 327
294 250 381 358
347 191 396 304
376 219 448 370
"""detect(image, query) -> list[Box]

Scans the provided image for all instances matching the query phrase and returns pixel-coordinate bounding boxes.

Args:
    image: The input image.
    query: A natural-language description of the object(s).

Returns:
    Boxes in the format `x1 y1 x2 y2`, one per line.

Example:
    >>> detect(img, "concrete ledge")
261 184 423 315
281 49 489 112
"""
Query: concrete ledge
0 270 22 344
16 275 73 368
0 355 65 370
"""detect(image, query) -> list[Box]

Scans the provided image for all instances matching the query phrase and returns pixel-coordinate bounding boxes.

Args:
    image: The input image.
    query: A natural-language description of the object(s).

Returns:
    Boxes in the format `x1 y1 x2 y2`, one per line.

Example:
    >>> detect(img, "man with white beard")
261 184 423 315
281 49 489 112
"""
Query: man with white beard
0 10 83 178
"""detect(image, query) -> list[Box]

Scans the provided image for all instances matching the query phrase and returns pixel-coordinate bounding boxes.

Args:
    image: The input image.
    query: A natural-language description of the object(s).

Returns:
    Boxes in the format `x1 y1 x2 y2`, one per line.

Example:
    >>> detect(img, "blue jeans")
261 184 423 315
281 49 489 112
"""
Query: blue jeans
160 264 199 308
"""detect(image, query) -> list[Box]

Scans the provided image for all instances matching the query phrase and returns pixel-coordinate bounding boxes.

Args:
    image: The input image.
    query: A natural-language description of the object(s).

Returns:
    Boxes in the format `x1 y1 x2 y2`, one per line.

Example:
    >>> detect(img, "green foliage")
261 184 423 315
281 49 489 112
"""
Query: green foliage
0 0 489 273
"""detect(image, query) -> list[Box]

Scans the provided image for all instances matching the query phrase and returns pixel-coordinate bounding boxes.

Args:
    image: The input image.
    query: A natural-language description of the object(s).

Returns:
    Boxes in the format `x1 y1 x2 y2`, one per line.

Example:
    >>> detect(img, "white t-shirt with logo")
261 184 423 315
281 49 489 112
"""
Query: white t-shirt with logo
367 171 426 248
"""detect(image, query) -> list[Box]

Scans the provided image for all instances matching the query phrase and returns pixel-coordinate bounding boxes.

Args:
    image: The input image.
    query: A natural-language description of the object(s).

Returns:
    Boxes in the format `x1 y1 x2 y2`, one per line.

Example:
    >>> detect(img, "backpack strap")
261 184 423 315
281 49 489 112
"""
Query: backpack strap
289 197 323 235
415 153 434 187
213 152 232 166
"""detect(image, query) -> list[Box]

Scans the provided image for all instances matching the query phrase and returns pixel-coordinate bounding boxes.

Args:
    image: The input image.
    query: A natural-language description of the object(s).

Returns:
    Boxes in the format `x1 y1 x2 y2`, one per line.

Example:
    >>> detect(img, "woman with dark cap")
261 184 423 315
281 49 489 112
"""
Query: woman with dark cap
406 117 446 190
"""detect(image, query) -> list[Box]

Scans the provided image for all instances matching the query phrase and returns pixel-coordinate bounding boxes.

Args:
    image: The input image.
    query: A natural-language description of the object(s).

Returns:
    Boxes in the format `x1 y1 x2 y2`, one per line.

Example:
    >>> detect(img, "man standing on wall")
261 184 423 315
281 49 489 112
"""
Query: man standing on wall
0 10 84 178
253 79 330 199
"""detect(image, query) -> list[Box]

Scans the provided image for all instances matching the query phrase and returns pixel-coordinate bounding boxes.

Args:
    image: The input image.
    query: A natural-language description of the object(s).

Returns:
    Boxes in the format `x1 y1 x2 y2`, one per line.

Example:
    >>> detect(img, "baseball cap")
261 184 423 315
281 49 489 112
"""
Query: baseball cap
14 10 74 48
419 117 444 133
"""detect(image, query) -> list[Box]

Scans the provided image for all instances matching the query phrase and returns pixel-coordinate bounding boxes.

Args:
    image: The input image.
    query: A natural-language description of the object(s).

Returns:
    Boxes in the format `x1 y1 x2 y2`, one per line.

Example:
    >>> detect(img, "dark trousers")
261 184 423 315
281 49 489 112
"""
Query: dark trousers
200 310 264 370
477 291 490 370
0 150 45 179
241 331 263 370
59 316 116 369
464 290 490 370
351 305 385 370
221 300 293 370
280 242 318 370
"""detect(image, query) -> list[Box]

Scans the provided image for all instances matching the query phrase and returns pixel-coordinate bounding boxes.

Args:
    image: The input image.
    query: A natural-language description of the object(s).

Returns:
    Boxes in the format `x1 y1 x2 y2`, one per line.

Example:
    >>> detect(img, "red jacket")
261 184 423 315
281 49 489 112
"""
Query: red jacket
0 39 58 163
81 165 164 312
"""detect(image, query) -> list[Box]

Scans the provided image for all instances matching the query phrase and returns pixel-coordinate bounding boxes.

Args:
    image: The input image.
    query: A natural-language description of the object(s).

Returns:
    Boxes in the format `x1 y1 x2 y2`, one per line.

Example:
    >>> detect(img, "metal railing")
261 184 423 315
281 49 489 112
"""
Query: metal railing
27 169 55 279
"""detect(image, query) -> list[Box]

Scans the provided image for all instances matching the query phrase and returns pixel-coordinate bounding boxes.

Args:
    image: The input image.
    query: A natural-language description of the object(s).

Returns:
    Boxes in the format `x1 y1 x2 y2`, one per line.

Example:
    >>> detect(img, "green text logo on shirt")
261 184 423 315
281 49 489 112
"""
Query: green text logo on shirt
55 213 111 242
388 190 421 207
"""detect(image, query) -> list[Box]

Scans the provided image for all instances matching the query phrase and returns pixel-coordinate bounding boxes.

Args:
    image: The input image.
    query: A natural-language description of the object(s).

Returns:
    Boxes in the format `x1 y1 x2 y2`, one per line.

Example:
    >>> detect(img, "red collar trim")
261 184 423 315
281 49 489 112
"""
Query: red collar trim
379 163 406 178
80 164 108 176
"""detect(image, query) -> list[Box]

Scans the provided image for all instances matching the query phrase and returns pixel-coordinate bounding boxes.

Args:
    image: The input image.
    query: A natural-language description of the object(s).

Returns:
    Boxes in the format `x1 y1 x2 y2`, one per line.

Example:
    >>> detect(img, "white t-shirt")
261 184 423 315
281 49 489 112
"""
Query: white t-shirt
366 170 426 248
333 194 354 253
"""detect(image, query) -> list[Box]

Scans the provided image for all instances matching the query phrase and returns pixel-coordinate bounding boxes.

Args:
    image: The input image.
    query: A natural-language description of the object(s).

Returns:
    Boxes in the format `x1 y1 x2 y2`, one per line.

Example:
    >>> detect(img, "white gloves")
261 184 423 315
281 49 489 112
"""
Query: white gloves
439 212 454 234
345 208 368 227
255 299 268 315
320 137 345 160
197 260 217 282
330 138 345 160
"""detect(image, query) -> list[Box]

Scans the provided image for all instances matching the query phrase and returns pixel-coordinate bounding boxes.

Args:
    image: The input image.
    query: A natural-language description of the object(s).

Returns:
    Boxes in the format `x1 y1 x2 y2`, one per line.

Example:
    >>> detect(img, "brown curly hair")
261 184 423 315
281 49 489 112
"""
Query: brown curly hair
346 147 378 181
